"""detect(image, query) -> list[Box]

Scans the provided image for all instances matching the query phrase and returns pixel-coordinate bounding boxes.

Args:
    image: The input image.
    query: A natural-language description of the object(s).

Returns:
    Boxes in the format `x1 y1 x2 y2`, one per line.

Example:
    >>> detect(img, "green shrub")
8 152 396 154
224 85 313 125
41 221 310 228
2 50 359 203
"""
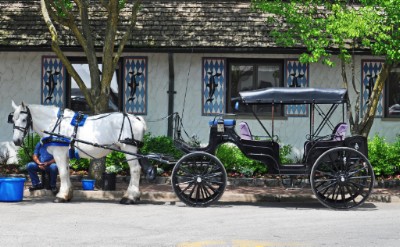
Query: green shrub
279 144 293 164
141 133 183 159
215 142 294 177
215 144 267 177
105 151 128 173
71 151 139 175
140 133 184 173
368 134 400 176
69 157 90 172
16 133 42 169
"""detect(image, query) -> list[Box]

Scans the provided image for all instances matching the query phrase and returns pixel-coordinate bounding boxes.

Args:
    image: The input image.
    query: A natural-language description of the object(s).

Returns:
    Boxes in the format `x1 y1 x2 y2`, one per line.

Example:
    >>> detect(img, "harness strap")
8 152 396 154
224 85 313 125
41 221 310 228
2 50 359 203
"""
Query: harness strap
12 106 34 158
50 108 64 134
118 113 144 148
69 111 85 158
13 109 32 135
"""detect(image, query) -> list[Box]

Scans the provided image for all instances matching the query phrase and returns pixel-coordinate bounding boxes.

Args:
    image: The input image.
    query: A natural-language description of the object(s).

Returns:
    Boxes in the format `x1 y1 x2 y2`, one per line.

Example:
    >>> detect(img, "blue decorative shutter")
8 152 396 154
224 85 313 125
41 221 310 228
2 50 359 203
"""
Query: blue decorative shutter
361 60 384 117
123 57 148 115
41 56 65 107
202 57 226 116
285 59 309 117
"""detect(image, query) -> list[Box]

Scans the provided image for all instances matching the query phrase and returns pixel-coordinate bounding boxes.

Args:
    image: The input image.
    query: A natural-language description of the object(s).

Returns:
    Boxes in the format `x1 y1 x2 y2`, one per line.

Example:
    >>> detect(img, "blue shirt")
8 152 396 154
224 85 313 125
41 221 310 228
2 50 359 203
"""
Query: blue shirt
33 143 54 163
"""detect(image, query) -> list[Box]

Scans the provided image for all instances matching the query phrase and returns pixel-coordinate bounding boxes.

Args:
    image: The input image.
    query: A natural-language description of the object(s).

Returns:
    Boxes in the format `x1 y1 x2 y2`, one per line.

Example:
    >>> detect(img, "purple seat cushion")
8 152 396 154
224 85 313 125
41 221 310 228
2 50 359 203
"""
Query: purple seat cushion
239 122 252 140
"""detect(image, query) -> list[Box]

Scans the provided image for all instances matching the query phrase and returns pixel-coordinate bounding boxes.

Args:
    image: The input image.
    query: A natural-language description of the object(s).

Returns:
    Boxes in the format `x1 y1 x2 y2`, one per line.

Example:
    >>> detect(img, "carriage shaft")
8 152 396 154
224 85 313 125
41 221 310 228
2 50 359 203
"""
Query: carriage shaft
43 131 175 165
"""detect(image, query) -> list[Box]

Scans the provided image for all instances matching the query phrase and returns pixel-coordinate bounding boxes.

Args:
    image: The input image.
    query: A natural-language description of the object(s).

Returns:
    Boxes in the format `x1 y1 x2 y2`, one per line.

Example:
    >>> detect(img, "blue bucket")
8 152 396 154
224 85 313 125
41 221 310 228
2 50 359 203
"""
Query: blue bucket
0 177 26 202
81 179 95 190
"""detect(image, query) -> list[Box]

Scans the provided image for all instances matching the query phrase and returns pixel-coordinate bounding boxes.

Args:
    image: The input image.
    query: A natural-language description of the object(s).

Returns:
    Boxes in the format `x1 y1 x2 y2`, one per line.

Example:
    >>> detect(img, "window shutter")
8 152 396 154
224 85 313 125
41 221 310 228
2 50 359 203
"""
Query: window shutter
123 57 148 115
41 56 65 107
361 60 384 117
285 59 309 117
202 57 226 116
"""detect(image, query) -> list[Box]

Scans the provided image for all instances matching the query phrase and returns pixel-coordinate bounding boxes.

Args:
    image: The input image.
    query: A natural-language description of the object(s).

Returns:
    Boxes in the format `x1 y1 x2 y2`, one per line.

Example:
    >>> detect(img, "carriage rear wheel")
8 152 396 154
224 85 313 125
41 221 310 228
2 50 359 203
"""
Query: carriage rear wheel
171 152 227 207
310 147 374 209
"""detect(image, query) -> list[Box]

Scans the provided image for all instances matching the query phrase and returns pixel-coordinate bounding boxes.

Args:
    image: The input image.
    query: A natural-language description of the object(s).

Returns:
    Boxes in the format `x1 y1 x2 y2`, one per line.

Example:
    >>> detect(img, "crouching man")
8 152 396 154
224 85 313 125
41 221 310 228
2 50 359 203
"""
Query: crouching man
27 141 58 195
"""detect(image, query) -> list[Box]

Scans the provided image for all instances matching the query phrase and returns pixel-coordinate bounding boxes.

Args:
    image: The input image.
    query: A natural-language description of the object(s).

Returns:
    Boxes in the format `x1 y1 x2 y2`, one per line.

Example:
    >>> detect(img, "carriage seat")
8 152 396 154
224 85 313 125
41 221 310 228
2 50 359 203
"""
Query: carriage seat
239 121 253 140
239 121 272 141
331 122 348 141
303 122 348 164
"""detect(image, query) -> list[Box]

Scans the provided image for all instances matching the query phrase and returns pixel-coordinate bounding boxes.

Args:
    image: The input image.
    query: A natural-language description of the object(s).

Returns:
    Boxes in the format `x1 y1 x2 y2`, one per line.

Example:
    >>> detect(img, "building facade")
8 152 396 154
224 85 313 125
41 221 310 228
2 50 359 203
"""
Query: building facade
0 1 399 160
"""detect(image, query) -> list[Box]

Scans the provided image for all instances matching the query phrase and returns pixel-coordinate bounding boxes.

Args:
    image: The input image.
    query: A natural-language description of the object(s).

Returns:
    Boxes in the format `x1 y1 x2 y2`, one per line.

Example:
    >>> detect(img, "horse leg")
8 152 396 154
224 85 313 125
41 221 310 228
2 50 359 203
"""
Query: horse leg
48 147 73 203
120 146 141 205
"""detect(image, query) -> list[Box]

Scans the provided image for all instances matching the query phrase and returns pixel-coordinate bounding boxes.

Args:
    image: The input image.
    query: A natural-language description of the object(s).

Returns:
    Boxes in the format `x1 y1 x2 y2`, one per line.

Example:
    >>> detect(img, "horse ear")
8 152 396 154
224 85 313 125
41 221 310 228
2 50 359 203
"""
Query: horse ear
12 100 18 110
21 101 26 108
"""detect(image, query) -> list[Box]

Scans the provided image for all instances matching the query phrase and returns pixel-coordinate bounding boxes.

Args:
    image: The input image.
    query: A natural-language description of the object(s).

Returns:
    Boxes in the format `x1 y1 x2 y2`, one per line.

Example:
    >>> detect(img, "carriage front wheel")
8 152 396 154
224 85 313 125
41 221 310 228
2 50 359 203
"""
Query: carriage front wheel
171 152 227 207
310 147 375 209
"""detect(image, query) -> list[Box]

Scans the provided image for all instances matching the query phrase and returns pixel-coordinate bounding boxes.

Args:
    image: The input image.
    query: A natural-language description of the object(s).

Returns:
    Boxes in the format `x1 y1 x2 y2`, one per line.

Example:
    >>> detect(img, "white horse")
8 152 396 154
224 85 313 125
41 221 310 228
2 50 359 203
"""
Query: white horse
10 101 147 204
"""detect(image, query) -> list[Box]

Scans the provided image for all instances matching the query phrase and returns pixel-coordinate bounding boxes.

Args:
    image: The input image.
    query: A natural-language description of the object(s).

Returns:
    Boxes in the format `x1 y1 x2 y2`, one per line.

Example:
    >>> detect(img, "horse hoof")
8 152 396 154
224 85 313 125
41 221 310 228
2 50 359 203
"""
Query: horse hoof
54 197 68 203
120 197 139 205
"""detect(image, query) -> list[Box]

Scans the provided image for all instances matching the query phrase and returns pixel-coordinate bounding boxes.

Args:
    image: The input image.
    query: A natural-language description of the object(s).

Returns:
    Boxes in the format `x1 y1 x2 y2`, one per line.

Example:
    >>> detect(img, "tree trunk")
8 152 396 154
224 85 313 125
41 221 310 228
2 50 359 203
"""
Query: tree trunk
340 58 392 138
357 63 392 137
91 90 110 114
88 91 110 187
89 157 106 189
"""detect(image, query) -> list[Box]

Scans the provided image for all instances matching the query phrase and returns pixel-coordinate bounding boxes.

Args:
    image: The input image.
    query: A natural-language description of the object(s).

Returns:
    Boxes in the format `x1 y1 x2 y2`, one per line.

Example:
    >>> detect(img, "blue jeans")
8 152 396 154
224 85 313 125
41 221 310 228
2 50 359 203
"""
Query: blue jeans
26 162 58 188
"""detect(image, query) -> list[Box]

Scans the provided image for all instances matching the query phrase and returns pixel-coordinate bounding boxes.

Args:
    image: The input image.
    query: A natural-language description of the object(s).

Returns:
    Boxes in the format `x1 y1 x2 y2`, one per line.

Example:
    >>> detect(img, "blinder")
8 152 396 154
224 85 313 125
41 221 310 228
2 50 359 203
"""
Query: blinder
7 112 14 124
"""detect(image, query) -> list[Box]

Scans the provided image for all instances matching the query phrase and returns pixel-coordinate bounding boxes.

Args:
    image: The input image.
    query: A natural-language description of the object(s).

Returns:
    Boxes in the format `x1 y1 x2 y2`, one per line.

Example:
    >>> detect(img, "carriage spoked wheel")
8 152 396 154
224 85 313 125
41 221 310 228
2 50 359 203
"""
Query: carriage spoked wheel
310 147 375 210
171 152 227 207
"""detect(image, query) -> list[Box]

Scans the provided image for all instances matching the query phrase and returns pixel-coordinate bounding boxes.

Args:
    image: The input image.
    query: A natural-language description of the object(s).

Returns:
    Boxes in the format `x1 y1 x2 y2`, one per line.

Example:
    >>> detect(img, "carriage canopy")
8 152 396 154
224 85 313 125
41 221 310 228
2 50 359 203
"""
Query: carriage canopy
237 87 348 104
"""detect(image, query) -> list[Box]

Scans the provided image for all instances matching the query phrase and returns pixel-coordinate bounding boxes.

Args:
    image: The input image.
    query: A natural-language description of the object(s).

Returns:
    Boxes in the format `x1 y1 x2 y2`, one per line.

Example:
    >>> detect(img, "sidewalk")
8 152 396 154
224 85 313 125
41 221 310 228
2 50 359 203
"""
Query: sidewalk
23 176 400 204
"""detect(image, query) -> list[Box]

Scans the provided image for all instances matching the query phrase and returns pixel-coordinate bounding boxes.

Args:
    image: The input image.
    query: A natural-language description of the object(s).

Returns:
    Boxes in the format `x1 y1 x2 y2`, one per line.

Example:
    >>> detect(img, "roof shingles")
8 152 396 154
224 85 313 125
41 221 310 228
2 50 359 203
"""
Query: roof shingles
0 0 276 51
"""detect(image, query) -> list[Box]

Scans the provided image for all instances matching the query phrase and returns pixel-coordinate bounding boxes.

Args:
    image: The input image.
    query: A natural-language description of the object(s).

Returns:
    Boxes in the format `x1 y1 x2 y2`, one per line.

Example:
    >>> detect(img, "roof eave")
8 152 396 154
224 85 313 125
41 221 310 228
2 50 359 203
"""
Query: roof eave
0 45 374 55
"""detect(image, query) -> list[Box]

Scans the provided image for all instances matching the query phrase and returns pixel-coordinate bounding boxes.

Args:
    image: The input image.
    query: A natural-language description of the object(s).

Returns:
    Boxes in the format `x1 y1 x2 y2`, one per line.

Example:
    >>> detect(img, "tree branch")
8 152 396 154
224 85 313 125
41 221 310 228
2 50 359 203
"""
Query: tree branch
113 0 142 66
40 0 93 108
101 0 120 94
359 62 392 136
76 0 101 95
45 1 70 26
99 0 108 9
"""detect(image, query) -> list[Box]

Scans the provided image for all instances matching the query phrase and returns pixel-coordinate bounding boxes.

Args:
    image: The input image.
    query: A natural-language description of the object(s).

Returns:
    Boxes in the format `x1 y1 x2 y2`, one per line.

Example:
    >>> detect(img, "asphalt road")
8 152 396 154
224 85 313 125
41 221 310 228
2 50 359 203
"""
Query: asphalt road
1 199 399 247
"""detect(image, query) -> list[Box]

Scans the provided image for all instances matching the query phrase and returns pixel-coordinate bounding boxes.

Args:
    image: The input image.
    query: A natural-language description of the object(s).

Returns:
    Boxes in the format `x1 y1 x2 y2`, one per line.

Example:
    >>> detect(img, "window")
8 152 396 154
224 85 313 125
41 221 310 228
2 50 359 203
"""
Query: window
67 59 122 113
385 64 400 117
227 59 284 116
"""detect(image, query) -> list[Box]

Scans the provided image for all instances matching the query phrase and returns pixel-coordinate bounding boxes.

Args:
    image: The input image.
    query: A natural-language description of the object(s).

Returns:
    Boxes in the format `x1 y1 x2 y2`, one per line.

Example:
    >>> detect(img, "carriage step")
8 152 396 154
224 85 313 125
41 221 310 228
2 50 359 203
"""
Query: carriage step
276 164 308 175
280 164 307 168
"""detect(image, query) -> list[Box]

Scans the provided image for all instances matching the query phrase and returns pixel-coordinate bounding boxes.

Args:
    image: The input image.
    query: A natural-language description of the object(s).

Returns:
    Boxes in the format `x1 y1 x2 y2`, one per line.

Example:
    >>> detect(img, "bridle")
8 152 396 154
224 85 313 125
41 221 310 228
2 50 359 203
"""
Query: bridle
8 106 33 141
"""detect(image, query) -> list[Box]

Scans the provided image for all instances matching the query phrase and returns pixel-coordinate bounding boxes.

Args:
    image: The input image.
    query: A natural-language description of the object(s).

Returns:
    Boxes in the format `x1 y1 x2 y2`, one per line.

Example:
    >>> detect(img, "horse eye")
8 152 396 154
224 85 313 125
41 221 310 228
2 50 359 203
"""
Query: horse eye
22 119 27 122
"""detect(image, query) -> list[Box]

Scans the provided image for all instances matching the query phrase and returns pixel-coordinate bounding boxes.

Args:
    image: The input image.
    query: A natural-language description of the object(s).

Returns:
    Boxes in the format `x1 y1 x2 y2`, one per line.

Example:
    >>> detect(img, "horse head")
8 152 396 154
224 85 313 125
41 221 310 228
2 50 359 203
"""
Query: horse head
10 101 32 146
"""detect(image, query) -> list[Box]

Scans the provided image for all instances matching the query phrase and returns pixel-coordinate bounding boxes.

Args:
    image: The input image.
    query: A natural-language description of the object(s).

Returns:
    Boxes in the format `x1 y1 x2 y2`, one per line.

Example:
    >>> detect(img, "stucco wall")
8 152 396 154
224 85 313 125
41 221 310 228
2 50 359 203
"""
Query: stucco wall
0 51 398 162
0 52 47 143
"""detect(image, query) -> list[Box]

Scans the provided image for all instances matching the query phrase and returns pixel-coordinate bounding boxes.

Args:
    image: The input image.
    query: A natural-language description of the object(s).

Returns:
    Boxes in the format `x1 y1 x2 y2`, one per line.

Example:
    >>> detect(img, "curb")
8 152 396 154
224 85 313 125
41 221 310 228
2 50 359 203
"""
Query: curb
12 174 400 204
23 187 400 204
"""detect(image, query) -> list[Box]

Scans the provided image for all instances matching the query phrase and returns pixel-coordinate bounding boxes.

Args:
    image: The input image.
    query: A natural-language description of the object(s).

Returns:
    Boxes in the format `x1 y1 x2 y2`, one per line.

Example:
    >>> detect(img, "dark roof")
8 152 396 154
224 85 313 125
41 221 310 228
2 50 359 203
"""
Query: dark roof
0 0 296 53
238 88 348 104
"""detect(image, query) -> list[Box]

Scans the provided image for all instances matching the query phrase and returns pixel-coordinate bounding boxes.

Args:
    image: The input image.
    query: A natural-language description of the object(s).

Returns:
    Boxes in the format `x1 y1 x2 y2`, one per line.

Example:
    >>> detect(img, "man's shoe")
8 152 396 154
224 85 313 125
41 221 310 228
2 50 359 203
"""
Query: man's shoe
51 187 59 195
28 184 44 192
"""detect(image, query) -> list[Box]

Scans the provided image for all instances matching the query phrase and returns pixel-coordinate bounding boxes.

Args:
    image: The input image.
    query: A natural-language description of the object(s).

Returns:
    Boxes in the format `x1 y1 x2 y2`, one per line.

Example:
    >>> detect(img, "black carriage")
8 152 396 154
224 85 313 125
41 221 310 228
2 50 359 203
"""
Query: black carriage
172 87 375 209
